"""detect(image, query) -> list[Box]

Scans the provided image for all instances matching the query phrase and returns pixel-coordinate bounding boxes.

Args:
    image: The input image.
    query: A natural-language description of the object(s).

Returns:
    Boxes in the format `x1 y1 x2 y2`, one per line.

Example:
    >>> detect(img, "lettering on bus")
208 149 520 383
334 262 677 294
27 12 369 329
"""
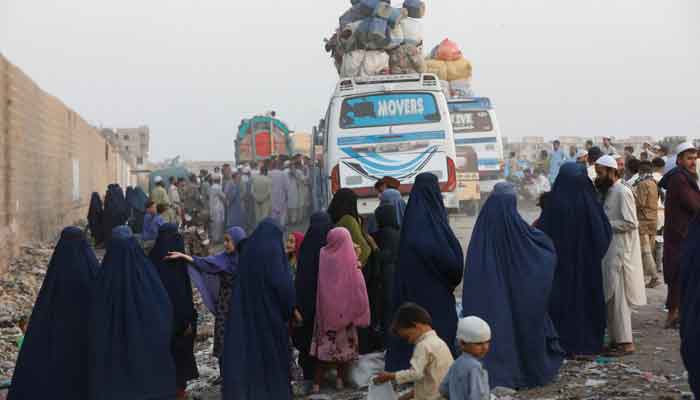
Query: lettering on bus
340 93 440 129
377 98 425 118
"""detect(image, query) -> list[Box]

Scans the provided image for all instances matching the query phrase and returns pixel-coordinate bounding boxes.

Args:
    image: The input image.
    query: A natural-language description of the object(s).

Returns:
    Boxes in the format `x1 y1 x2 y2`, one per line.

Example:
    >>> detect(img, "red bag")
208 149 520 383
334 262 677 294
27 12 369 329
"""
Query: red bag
433 38 462 61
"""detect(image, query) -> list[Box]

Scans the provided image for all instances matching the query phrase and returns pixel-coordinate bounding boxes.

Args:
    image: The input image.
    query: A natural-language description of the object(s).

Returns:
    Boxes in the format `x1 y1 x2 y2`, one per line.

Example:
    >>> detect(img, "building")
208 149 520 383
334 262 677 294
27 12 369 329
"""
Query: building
102 125 150 167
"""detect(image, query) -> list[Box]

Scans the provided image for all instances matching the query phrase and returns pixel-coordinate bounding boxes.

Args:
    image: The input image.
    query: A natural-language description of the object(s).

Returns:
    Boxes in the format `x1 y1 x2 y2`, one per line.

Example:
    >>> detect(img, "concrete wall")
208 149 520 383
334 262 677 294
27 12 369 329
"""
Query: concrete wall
0 54 136 272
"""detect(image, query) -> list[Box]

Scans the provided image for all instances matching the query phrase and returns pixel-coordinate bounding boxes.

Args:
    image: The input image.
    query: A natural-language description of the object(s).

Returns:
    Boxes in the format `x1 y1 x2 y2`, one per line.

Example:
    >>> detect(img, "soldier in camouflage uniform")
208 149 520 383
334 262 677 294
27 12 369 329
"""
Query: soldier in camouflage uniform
182 174 210 256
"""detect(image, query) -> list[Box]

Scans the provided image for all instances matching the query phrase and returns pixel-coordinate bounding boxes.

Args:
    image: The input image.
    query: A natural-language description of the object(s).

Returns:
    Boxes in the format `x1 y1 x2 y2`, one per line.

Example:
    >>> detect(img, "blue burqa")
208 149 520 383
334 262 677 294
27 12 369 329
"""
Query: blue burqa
8 227 98 400
539 162 612 356
681 216 700 397
149 224 199 389
385 173 464 371
225 181 246 229
87 192 104 245
292 212 334 379
380 188 407 227
461 183 564 389
89 226 176 400
222 218 296 400
127 186 148 234
102 184 129 242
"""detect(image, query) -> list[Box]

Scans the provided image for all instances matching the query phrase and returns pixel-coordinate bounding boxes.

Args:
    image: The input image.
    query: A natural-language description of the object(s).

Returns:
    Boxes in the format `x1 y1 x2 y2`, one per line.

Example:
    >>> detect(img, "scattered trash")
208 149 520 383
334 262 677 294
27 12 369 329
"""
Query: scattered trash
584 378 607 387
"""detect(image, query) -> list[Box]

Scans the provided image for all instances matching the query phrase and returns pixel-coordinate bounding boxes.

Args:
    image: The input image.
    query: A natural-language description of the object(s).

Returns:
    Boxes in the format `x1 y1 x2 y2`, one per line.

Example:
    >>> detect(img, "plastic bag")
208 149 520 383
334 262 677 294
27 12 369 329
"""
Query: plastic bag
445 57 472 81
348 352 385 388
401 18 423 46
367 381 398 400
432 38 463 61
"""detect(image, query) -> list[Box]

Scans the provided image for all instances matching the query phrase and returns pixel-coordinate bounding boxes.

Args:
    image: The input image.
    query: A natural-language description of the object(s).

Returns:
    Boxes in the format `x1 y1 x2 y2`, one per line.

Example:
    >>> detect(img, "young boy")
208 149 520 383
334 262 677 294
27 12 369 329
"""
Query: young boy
375 303 454 400
142 201 165 252
439 316 491 400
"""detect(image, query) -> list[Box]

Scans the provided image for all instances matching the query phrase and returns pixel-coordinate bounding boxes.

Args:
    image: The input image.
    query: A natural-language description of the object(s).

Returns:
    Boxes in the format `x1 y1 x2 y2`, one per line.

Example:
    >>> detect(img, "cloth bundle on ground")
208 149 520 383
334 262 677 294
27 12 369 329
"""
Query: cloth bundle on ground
341 50 390 78
88 225 176 400
7 227 98 400
461 183 564 389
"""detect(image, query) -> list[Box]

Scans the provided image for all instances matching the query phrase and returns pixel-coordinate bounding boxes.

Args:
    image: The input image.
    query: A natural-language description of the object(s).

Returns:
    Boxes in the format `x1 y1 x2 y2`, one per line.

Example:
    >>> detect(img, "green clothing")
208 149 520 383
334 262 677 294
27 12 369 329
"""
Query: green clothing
337 215 371 266
150 185 170 207
17 335 24 349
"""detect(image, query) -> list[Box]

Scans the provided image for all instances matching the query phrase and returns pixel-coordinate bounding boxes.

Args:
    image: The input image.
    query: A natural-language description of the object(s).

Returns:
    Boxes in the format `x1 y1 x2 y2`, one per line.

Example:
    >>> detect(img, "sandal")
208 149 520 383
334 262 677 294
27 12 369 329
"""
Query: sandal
604 347 635 357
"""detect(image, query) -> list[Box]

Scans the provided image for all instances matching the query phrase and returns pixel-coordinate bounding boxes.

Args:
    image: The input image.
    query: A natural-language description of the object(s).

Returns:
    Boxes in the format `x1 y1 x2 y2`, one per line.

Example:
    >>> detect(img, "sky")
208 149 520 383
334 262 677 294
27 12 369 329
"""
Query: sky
2 0 699 161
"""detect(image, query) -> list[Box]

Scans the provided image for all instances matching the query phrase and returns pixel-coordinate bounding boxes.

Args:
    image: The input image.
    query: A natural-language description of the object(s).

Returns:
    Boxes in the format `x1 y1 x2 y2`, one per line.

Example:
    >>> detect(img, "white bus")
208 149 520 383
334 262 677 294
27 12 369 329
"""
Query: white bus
448 97 505 195
315 74 459 214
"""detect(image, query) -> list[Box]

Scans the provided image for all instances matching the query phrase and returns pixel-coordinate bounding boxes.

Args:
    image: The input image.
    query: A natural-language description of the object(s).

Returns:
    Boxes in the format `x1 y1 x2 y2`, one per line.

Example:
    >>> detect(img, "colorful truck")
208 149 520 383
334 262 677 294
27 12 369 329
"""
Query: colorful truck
235 113 294 163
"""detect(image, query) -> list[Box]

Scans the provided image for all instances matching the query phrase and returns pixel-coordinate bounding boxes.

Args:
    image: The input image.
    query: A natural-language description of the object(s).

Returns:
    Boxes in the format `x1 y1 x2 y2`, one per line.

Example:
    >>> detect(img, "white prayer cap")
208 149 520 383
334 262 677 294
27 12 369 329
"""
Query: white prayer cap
575 149 588 159
457 316 491 344
154 176 163 183
676 142 697 156
596 155 618 169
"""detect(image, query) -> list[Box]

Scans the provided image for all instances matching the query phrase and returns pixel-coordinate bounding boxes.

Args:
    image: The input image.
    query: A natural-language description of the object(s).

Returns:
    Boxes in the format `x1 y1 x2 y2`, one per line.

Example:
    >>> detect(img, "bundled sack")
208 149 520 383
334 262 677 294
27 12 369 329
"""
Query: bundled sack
356 17 390 49
373 2 407 28
340 5 366 27
400 17 423 46
387 22 405 50
445 57 472 81
389 44 426 74
403 0 426 18
449 79 475 98
356 0 388 16
430 38 463 61
426 59 448 81
339 20 363 52
340 50 390 77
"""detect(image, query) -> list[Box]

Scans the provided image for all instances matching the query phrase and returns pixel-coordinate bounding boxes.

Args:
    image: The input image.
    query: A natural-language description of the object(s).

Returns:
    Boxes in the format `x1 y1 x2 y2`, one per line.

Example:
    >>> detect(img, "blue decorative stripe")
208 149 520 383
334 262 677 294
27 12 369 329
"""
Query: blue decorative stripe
337 131 446 146
341 146 439 173
478 158 501 166
455 137 498 145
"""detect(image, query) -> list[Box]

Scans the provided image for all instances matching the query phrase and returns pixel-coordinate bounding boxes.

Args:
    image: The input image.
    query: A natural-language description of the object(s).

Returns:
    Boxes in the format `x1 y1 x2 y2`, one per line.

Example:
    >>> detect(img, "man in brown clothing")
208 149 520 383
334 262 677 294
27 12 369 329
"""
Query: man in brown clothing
659 143 700 328
633 161 660 288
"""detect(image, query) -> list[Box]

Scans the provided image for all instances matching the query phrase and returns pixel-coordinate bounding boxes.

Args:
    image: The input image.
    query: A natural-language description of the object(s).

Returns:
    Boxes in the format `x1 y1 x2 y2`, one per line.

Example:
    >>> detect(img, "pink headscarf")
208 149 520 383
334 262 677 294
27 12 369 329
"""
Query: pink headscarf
315 227 371 333
292 231 305 261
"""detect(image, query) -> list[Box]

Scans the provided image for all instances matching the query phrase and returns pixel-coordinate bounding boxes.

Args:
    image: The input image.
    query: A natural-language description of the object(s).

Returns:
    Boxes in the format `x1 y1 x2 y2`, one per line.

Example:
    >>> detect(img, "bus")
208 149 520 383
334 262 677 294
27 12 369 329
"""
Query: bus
315 74 459 214
448 97 505 196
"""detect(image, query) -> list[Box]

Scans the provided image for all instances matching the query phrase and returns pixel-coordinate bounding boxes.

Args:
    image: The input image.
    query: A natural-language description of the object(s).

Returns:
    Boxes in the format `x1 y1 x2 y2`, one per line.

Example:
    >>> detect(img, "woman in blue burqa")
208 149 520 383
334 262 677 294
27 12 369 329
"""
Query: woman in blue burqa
126 186 149 234
150 224 199 399
385 173 464 371
222 218 296 400
461 182 564 389
88 226 176 400
87 192 104 246
169 226 247 376
102 184 129 243
681 217 700 397
539 162 612 357
8 227 98 400
292 212 334 380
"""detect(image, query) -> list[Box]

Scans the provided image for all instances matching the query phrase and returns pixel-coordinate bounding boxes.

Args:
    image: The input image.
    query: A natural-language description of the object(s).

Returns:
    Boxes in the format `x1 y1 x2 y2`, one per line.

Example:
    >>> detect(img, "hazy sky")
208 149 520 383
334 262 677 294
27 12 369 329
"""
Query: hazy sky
2 1 698 161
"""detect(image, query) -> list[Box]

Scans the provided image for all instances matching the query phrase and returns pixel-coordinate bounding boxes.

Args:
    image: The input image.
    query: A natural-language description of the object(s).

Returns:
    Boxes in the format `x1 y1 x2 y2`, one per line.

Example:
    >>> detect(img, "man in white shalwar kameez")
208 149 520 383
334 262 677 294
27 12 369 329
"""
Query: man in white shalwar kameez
595 155 647 356
269 160 290 228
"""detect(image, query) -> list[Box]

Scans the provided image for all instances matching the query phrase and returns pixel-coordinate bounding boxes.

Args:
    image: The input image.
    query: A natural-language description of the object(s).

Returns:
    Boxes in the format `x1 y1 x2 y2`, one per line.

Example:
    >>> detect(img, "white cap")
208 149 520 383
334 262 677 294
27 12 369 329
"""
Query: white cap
154 176 163 183
575 149 588 159
676 142 697 156
456 316 491 344
596 155 618 169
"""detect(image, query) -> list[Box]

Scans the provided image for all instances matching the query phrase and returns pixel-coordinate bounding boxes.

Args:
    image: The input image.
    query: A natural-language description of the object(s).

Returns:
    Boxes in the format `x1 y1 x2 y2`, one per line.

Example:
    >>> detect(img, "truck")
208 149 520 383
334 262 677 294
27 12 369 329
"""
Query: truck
235 112 293 164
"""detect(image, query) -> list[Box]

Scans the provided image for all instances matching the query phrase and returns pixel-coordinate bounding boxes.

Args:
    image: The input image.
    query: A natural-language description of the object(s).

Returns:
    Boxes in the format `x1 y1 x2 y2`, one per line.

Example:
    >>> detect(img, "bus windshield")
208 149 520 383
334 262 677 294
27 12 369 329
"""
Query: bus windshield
340 92 441 129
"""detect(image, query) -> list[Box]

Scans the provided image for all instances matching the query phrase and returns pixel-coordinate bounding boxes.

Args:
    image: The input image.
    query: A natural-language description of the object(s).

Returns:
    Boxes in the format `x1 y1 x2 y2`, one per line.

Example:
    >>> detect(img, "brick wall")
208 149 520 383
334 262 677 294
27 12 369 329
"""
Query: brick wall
0 54 136 273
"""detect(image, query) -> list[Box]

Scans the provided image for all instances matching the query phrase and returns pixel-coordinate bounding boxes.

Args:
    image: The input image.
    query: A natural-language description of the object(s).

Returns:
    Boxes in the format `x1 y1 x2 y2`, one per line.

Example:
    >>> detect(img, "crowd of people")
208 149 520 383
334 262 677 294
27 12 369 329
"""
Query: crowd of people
6 138 700 400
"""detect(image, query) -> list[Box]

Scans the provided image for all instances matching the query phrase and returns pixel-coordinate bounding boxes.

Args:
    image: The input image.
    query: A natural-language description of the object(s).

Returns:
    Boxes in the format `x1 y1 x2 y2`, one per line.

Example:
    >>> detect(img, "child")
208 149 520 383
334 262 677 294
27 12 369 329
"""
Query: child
439 316 491 400
142 201 165 252
375 303 454 400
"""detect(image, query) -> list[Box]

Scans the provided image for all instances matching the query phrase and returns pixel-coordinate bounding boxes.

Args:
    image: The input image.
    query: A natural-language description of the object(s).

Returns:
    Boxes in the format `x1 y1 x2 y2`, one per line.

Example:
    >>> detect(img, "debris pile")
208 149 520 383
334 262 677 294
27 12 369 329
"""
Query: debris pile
0 244 54 381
